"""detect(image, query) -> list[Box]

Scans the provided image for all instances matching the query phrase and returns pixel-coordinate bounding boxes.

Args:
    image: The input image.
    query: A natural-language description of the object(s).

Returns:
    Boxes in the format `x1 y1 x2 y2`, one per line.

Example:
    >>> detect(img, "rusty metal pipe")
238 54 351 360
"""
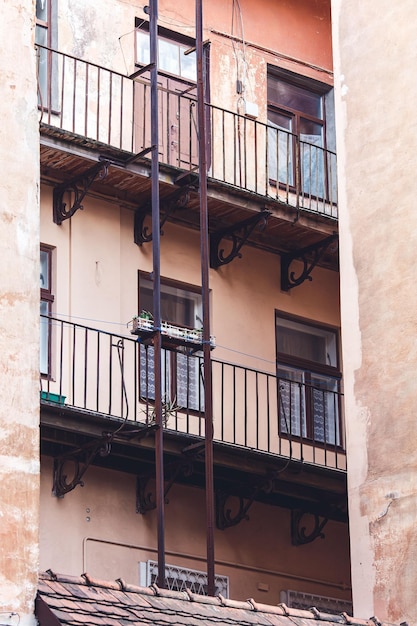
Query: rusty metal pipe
149 0 166 589
196 0 215 597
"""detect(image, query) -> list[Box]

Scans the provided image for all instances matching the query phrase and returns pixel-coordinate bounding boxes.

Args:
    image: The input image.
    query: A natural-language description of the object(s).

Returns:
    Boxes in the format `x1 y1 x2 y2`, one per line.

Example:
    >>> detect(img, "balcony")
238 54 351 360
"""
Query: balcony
38 47 339 274
41 316 345 472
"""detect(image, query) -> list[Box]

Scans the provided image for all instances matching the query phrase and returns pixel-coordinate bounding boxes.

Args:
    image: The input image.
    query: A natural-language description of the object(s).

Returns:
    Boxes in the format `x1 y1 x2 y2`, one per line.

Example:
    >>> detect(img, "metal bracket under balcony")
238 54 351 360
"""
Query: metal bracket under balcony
53 160 110 225
136 442 205 514
290 510 329 546
210 210 270 269
134 186 193 246
52 433 113 497
52 423 156 498
215 470 280 530
280 233 338 291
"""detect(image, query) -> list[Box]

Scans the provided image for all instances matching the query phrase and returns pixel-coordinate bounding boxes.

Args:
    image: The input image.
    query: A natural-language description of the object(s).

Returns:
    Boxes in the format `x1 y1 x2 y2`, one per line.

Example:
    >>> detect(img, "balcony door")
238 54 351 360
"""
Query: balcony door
133 24 201 170
138 274 204 414
276 313 341 446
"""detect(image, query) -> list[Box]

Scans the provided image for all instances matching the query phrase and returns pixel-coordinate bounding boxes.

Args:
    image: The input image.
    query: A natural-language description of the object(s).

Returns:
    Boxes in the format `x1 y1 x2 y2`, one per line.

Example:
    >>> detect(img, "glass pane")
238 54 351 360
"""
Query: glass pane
278 366 306 437
139 277 202 328
35 23 47 47
180 48 196 81
300 119 325 197
267 110 294 186
268 76 322 119
176 353 204 412
300 119 323 146
277 317 337 367
311 374 339 445
40 300 49 375
140 345 170 405
136 30 150 65
36 0 48 22
40 249 49 289
159 39 180 75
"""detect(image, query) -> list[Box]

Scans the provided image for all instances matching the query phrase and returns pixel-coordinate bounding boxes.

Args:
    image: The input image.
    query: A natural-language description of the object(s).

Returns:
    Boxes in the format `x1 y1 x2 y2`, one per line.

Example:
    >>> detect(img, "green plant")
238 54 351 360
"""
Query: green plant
144 395 182 427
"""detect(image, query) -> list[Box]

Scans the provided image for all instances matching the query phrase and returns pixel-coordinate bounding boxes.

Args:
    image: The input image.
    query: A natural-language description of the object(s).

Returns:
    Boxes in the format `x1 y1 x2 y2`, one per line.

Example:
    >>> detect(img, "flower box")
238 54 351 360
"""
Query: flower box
130 316 216 349
40 391 66 405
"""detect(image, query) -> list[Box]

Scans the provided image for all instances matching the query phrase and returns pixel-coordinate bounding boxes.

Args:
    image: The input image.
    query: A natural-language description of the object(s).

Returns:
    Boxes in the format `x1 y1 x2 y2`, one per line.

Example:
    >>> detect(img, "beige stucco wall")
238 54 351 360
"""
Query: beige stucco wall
40 186 340 387
332 1 417 623
0 1 40 624
40 456 351 603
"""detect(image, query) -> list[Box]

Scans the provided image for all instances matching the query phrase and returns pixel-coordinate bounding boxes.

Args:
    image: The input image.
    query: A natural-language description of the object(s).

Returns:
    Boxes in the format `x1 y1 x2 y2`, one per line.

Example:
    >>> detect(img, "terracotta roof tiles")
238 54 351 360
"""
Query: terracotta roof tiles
36 571 398 626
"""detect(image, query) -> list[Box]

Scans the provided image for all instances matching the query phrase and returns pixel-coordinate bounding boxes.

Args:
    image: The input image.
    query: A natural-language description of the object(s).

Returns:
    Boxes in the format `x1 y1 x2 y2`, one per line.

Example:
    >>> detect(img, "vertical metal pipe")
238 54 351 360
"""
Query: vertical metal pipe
149 0 165 589
196 0 215 597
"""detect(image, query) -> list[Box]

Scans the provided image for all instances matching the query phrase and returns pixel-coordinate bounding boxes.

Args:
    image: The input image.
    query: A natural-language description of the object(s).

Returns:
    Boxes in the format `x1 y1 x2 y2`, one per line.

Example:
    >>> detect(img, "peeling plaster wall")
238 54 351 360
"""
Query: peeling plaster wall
332 1 417 624
0 0 40 624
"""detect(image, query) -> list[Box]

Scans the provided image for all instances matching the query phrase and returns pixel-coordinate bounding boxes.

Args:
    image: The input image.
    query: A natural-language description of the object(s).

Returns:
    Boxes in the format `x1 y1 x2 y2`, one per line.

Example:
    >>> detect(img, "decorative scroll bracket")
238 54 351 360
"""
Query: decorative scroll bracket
134 187 192 246
280 233 338 291
215 489 257 530
53 160 110 225
136 455 197 514
52 433 113 497
215 470 279 530
210 210 270 269
291 510 329 546
52 422 156 498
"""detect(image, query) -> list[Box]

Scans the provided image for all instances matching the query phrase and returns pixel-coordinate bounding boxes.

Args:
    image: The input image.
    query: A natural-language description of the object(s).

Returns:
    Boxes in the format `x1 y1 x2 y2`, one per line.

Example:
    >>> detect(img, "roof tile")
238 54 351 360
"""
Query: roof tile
36 572 399 626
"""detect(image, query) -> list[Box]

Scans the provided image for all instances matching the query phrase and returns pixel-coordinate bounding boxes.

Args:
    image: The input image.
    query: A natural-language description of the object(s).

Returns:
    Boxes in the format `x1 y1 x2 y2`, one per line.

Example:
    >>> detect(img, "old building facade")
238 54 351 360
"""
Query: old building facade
36 0 349 610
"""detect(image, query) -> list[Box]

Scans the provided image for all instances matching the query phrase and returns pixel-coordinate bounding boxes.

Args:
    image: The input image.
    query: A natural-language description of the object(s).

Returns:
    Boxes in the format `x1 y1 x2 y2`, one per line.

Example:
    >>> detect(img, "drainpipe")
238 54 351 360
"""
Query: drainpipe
149 0 166 589
196 0 215 597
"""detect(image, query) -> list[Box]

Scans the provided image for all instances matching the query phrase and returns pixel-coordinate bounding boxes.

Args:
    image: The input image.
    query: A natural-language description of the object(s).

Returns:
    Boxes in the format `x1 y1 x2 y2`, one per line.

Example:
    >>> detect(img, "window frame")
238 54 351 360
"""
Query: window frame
40 244 54 379
137 272 205 415
134 19 204 85
135 22 198 84
275 310 342 447
36 0 58 112
267 67 334 200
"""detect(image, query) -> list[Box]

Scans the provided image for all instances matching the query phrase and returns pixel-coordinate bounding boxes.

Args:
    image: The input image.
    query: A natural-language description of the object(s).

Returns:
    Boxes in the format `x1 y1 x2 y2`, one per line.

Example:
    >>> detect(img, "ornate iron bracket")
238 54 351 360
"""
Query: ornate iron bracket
52 422 157 498
134 187 192 246
291 510 329 546
281 233 338 291
215 468 280 530
52 433 113 497
136 456 195 514
53 160 110 225
215 489 257 530
210 210 270 269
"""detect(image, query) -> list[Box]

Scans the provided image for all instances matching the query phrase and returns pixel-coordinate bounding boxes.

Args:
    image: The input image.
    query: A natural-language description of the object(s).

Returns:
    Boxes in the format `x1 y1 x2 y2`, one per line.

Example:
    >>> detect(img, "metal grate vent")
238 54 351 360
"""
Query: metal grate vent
139 560 229 597
281 589 352 615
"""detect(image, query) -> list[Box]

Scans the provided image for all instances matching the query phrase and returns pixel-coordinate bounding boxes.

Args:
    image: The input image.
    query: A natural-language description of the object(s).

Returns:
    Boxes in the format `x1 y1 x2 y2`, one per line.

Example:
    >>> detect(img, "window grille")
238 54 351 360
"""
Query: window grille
139 561 229 597
281 590 352 615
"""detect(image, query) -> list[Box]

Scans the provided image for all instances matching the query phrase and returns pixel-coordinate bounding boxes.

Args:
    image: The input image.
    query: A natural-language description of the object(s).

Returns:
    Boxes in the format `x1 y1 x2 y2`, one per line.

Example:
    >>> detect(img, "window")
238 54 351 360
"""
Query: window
135 29 197 81
35 0 57 110
276 313 341 446
139 561 229 597
138 274 204 413
267 68 336 201
40 245 54 377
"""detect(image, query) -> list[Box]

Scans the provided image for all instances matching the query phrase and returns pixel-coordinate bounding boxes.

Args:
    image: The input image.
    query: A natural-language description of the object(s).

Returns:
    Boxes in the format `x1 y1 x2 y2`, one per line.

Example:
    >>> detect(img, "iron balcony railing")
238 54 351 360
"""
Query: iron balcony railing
41 316 346 470
37 46 338 218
